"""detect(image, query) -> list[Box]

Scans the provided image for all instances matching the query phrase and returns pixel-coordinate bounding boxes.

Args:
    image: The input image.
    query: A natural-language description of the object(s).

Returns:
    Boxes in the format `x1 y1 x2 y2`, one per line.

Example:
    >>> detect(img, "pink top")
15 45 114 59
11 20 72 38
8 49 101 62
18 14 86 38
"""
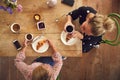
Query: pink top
14 51 63 80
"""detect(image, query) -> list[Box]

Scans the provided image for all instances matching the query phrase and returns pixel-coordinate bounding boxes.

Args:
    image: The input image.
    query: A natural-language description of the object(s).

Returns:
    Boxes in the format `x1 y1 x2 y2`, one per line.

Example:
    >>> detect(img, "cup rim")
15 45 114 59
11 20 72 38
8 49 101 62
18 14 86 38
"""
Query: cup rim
25 33 33 41
10 23 20 33
66 25 74 33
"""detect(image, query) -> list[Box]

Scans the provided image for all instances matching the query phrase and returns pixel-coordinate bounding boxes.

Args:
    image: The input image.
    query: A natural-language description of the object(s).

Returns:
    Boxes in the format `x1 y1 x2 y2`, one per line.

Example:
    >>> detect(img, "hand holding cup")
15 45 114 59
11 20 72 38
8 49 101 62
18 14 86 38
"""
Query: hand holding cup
25 33 33 41
64 21 75 32
72 31 83 39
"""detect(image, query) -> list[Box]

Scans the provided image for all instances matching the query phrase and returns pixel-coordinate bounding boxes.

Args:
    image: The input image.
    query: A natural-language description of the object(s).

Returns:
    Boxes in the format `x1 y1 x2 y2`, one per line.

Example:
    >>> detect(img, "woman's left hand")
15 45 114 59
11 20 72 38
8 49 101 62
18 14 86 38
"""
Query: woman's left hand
72 31 83 39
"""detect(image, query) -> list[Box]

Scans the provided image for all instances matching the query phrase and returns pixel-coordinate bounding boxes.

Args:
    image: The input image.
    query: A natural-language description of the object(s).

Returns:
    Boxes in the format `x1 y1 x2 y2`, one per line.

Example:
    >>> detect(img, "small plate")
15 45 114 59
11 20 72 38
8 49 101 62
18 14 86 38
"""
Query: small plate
32 36 49 53
61 31 78 45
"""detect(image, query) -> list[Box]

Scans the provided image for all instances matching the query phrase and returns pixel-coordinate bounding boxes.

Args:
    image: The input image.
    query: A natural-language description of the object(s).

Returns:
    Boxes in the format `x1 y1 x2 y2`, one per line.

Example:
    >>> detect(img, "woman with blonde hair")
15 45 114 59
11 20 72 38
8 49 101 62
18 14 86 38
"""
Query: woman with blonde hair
65 6 115 53
14 40 63 80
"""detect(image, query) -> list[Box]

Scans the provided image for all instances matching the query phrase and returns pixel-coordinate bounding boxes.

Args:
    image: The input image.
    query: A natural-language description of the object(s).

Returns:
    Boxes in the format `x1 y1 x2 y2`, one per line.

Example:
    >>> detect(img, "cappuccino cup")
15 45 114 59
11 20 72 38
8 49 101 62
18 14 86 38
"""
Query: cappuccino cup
10 23 20 33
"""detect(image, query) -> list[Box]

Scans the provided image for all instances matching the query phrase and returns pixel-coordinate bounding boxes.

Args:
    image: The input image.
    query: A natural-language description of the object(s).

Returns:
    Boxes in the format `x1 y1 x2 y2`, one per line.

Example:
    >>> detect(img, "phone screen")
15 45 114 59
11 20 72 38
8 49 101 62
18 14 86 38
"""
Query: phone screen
13 40 22 50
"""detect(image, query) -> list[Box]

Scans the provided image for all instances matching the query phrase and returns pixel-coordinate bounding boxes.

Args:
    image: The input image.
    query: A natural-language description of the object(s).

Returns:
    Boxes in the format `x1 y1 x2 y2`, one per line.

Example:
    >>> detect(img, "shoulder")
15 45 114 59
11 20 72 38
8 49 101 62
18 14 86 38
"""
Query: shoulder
78 6 97 14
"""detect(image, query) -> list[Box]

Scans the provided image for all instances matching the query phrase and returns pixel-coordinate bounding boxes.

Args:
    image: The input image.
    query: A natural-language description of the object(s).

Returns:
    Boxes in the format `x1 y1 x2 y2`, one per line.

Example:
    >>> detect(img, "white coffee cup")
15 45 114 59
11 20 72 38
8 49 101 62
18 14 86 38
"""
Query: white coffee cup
25 33 33 41
10 23 20 33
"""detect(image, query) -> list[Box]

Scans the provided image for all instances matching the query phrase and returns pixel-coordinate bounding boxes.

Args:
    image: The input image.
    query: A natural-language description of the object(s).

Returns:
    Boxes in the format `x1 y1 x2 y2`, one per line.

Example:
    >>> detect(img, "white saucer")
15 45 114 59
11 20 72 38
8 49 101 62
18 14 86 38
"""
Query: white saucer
61 31 78 45
32 36 49 53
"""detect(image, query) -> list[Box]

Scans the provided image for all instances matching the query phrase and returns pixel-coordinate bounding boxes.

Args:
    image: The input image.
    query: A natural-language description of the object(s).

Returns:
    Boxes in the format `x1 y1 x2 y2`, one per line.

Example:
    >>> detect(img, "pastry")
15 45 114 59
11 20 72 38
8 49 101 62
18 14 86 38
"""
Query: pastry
36 40 47 50
66 34 72 42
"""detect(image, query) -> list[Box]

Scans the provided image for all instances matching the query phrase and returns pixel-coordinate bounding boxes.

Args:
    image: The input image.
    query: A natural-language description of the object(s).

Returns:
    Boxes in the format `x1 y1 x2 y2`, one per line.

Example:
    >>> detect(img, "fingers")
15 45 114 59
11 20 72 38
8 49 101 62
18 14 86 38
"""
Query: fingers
47 39 53 46
72 31 83 39
72 31 77 38
23 39 29 47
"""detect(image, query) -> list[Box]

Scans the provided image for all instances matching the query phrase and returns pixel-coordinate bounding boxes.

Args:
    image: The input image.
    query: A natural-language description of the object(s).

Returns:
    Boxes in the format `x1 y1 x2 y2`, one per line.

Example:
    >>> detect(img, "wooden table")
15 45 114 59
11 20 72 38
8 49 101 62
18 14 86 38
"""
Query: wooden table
0 0 82 57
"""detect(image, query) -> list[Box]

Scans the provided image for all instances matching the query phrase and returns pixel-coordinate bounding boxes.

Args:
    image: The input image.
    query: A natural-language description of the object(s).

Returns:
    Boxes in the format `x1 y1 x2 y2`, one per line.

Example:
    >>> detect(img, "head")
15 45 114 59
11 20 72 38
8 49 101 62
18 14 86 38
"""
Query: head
32 66 50 80
80 13 115 36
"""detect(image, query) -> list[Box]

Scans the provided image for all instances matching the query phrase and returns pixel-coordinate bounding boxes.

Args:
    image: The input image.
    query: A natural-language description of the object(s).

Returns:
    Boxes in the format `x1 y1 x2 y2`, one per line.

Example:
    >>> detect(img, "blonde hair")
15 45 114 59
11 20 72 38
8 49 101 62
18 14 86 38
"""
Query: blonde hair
32 66 50 80
89 14 115 36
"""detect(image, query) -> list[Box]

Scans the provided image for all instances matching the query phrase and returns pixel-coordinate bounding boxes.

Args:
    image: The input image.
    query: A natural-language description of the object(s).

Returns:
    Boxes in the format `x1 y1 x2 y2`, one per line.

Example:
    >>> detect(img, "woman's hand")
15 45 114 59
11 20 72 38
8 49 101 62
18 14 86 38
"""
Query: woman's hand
47 40 53 48
23 40 28 47
47 39 57 53
64 21 75 33
21 40 29 52
72 31 83 39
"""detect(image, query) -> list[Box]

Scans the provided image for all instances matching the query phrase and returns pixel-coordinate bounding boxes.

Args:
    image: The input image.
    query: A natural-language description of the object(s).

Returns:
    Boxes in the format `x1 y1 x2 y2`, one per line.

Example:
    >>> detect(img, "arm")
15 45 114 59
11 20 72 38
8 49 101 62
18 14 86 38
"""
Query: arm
47 40 63 80
47 40 57 53
64 6 86 30
67 15 72 22
68 6 88 20
50 52 63 80
14 40 29 76
15 40 27 61
68 6 97 24
64 15 75 31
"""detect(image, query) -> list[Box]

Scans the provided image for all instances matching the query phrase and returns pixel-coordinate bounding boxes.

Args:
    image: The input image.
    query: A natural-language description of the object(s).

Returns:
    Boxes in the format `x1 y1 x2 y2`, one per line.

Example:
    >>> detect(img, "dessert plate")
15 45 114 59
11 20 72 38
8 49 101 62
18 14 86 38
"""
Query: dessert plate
61 31 78 45
32 36 49 53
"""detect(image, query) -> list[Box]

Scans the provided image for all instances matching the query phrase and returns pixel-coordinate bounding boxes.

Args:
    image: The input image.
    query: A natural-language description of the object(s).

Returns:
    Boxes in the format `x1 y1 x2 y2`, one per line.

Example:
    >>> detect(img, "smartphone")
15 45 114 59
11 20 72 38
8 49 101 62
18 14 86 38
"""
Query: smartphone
13 40 22 50
37 21 45 30
61 0 74 7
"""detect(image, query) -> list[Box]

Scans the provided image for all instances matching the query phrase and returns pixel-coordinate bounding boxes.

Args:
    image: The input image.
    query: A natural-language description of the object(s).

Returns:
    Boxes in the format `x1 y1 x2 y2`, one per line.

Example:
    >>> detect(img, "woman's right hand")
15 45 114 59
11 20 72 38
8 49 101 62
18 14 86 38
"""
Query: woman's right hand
47 40 53 48
20 40 28 52
47 39 57 53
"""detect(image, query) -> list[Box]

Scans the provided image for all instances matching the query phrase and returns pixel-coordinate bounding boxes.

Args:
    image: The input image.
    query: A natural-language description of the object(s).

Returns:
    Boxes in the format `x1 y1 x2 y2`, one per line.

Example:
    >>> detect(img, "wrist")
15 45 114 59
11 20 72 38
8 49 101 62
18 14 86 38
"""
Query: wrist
67 15 72 22
22 46 27 52
23 45 27 48
22 45 27 49
79 34 83 39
